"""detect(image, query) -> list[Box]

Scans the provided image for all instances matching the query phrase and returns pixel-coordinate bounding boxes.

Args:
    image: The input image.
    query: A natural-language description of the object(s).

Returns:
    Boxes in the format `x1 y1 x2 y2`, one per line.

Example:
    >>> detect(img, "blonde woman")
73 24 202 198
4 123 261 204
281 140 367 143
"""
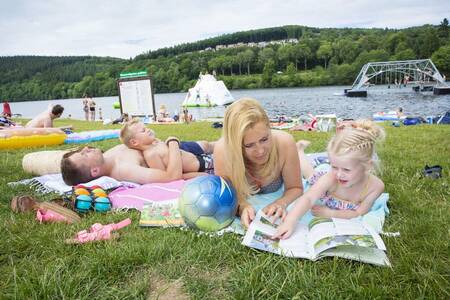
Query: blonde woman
213 98 303 228
273 120 386 240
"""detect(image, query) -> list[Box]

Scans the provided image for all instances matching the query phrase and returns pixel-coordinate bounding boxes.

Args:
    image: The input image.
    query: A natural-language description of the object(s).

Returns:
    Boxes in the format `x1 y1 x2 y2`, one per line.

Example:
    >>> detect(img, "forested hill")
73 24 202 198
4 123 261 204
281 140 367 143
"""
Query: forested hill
0 56 127 100
135 25 313 59
1 21 449 102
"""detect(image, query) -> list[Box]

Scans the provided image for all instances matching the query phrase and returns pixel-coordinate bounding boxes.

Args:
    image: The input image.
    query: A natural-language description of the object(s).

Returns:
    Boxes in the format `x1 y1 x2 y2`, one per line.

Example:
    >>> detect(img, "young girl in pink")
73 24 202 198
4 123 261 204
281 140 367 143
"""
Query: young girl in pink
274 119 385 239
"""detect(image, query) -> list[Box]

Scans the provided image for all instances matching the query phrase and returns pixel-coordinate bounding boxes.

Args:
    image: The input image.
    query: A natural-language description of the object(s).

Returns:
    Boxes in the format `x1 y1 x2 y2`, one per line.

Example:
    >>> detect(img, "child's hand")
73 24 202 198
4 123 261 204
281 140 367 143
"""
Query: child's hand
311 205 333 217
272 219 296 240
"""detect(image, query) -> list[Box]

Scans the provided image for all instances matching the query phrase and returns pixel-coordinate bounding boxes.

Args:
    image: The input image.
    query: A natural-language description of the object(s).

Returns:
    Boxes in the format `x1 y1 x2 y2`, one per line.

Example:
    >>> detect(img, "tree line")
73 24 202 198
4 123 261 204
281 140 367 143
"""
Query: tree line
1 20 449 102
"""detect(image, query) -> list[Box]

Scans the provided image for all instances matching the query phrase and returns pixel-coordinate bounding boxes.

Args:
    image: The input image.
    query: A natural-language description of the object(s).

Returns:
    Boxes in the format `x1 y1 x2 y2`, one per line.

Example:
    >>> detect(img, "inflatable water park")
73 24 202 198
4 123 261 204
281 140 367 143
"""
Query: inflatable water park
182 73 234 107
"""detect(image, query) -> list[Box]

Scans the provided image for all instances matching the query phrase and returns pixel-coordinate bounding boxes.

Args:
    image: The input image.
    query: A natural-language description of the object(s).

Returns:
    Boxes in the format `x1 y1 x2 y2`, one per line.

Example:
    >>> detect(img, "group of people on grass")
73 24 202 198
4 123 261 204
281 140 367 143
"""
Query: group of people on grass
60 97 386 238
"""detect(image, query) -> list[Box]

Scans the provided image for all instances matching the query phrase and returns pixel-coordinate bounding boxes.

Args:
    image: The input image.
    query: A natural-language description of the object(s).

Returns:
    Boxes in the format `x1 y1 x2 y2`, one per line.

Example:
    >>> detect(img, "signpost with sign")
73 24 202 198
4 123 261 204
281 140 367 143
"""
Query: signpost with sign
117 70 156 120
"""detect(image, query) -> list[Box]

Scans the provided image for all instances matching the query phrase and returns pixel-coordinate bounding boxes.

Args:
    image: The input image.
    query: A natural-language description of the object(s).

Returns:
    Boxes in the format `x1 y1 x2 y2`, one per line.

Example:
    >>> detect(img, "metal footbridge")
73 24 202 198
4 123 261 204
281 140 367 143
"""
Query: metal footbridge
345 59 450 97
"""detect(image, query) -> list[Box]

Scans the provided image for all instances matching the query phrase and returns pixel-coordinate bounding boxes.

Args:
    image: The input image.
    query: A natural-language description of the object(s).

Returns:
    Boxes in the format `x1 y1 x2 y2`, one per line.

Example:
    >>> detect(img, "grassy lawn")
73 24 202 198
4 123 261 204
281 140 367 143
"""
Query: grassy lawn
0 119 449 299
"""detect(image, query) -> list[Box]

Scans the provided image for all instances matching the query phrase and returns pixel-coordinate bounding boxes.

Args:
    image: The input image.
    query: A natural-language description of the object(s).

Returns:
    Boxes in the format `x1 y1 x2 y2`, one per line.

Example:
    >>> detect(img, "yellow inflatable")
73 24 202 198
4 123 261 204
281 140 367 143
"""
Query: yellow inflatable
0 128 66 149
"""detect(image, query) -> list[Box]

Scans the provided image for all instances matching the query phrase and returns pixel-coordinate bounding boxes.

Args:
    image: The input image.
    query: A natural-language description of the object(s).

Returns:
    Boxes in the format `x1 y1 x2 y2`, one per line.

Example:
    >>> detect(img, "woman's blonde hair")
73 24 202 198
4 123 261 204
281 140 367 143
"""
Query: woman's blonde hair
328 119 385 172
222 98 278 202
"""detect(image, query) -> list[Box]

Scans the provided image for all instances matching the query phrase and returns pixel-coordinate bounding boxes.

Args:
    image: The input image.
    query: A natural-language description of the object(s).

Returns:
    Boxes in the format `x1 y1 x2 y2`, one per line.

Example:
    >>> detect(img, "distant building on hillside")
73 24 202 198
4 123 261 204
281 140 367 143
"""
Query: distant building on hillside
258 41 269 47
211 39 299 52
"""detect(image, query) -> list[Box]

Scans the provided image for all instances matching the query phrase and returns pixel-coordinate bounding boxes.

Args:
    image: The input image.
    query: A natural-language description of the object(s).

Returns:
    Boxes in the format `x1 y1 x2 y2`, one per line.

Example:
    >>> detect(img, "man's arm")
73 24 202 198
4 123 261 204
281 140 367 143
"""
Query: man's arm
182 172 208 179
115 138 182 184
164 137 183 180
144 150 166 170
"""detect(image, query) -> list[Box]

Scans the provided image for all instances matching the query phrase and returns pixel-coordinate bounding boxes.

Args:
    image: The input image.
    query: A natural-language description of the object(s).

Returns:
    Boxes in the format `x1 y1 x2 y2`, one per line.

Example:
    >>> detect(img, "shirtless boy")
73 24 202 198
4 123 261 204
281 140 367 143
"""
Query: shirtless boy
120 119 215 176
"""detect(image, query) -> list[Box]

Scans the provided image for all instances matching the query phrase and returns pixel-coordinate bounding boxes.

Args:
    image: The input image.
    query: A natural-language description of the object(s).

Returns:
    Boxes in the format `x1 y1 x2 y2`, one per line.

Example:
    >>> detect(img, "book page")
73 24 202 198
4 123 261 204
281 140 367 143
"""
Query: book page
242 211 313 258
139 199 185 227
317 245 391 266
278 223 313 259
308 218 386 256
242 211 281 255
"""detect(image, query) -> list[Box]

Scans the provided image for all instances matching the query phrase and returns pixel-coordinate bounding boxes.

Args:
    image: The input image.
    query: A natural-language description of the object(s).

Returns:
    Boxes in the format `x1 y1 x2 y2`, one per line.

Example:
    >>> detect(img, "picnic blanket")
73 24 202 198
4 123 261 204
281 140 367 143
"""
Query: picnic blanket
9 152 389 234
8 174 136 194
246 186 389 234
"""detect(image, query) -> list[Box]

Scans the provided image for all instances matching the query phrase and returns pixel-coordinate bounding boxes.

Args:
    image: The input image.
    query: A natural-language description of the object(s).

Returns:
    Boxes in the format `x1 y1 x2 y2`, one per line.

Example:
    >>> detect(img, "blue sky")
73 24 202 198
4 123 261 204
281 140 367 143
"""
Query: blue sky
1 0 448 59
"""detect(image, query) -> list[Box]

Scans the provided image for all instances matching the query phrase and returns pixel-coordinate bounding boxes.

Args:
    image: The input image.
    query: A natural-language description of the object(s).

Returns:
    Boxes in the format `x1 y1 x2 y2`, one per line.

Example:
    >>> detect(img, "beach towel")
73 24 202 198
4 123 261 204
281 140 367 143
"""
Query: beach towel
246 187 389 233
109 180 186 211
8 174 132 195
241 151 389 233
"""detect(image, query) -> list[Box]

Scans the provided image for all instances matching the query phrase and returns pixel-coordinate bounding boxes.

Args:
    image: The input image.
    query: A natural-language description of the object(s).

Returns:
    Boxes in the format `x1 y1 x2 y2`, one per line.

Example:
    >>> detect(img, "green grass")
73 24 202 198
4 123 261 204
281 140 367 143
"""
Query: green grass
1 119 449 299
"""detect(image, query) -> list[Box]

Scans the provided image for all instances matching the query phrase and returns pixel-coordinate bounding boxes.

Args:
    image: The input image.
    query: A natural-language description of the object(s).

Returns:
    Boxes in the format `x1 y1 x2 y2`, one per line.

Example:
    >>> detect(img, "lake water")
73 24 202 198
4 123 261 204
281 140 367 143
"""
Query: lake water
8 85 450 121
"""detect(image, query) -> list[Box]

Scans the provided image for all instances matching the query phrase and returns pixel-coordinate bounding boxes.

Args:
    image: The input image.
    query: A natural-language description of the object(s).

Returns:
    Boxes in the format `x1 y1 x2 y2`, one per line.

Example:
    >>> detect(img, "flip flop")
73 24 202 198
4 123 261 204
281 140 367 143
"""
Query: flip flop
422 165 442 179
11 195 38 213
65 218 131 244
36 202 81 224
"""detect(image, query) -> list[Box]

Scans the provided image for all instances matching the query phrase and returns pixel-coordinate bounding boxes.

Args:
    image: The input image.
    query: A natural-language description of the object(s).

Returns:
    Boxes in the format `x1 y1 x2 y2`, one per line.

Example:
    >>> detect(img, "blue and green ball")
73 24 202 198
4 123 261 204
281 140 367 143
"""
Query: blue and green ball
179 175 237 232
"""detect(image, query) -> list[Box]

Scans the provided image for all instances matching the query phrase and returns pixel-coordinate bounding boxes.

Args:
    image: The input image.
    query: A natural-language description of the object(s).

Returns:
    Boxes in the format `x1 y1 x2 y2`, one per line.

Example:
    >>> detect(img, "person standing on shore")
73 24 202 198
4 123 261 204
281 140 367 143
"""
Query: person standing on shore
88 96 96 121
2 100 12 118
82 95 89 121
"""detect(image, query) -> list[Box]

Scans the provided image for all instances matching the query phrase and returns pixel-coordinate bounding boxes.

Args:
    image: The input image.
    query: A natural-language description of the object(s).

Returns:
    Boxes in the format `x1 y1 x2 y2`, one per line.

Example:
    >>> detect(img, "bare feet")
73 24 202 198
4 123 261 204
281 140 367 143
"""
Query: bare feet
296 140 311 151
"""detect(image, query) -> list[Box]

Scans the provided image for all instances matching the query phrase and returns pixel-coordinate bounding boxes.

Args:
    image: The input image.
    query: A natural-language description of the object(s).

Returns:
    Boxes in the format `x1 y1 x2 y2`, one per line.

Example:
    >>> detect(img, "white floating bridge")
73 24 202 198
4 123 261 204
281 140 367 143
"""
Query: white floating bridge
345 59 450 97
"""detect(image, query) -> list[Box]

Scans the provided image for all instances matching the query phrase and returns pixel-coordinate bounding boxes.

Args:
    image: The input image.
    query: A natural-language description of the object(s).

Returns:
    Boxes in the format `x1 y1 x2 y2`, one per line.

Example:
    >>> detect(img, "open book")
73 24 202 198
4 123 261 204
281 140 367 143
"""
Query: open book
139 199 185 227
242 211 391 266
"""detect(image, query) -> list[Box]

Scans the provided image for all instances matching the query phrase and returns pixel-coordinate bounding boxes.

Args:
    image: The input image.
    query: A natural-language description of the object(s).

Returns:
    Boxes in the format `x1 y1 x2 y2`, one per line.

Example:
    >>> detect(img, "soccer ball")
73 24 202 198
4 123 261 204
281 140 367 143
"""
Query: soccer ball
179 175 237 232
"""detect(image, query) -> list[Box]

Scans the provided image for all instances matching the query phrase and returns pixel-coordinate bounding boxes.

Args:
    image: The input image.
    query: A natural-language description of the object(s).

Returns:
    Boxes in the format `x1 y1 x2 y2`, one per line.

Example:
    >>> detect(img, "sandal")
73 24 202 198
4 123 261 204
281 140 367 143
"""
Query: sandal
65 218 131 244
422 165 442 179
11 195 38 213
36 202 81 224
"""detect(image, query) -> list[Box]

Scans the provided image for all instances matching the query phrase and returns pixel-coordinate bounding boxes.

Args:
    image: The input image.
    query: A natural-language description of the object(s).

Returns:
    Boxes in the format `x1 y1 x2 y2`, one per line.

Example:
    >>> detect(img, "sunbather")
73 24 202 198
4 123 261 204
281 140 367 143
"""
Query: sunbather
120 118 214 178
61 137 183 186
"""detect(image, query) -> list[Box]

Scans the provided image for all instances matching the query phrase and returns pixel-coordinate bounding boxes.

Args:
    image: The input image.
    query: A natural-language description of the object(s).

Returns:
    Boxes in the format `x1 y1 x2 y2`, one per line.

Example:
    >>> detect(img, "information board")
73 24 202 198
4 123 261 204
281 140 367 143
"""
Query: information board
117 76 155 119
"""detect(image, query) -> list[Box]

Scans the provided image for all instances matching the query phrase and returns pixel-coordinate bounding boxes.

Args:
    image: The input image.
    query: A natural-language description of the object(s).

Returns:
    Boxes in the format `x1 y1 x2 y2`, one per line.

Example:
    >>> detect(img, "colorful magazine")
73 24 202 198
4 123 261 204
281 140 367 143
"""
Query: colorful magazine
242 211 391 266
139 199 185 227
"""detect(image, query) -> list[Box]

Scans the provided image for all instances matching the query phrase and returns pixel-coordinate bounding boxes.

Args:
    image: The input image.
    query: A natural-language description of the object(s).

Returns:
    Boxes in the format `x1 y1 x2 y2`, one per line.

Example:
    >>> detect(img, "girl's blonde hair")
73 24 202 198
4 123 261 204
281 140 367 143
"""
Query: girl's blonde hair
222 98 278 203
328 119 385 172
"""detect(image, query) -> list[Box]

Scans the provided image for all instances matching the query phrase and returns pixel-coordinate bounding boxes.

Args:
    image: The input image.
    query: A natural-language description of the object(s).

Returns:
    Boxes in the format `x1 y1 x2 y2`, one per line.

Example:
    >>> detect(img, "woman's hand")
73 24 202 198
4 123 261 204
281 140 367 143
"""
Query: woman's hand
272 217 296 240
240 205 256 228
262 202 287 223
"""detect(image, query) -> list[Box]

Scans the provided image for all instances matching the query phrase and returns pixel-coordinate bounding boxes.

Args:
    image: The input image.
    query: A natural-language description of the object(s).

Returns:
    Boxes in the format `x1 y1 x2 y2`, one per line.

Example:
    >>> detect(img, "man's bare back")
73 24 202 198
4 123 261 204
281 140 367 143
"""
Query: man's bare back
26 111 53 128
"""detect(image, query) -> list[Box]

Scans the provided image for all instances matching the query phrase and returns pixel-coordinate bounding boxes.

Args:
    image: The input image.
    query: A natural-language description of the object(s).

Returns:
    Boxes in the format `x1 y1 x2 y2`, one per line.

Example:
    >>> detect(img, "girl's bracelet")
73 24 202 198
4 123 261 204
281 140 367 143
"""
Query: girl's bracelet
166 138 180 147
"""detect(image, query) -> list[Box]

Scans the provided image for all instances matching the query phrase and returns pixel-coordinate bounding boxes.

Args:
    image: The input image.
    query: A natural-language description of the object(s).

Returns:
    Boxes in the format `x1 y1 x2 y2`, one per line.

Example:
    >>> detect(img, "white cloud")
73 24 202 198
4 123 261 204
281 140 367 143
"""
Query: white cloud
0 0 448 58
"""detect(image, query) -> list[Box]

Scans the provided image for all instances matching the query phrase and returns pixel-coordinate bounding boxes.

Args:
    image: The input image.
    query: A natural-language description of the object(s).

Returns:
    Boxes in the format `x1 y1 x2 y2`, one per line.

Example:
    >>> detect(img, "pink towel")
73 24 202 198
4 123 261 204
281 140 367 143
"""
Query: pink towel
109 180 186 211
